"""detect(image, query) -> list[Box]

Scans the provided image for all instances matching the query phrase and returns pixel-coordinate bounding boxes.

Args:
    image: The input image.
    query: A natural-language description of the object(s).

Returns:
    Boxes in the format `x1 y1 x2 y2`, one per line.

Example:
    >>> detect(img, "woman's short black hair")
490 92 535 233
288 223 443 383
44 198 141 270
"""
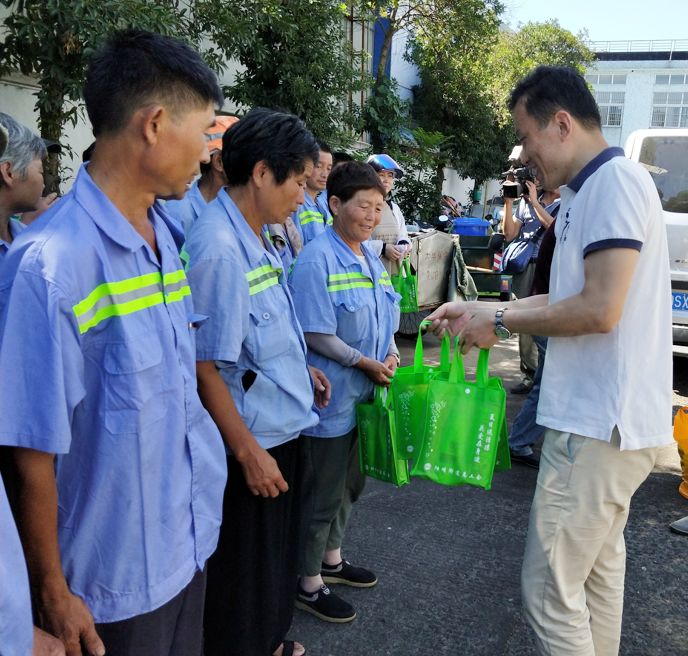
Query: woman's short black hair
509 65 601 130
84 30 223 137
222 108 319 186
326 161 386 209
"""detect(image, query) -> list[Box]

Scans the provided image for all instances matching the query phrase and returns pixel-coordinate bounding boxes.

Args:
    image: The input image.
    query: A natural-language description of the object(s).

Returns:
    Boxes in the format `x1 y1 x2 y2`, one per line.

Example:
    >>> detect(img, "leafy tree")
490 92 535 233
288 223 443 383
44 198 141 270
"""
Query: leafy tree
487 20 595 127
0 0 199 192
196 0 368 146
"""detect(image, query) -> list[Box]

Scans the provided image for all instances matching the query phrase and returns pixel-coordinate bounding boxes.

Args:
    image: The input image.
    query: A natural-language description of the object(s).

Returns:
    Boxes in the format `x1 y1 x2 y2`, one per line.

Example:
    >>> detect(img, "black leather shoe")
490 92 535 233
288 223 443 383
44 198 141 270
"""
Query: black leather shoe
509 450 540 469
295 584 356 623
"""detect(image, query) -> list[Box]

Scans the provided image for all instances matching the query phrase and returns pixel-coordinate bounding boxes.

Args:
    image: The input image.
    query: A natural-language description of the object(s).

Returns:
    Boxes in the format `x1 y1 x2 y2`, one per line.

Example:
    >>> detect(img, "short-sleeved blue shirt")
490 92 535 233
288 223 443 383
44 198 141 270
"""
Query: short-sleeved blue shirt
185 189 319 449
0 166 227 623
289 227 400 437
0 474 33 655
292 192 333 246
315 191 332 225
0 217 26 260
164 180 207 235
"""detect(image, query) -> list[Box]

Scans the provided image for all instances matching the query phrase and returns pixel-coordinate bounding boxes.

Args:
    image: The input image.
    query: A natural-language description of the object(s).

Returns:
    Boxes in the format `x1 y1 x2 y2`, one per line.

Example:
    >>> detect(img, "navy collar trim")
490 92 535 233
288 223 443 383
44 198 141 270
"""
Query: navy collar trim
567 147 625 193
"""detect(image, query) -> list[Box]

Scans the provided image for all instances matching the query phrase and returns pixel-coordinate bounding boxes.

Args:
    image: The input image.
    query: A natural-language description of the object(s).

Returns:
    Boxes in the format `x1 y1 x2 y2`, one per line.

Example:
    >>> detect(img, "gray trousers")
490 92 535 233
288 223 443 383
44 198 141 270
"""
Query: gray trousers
300 428 366 576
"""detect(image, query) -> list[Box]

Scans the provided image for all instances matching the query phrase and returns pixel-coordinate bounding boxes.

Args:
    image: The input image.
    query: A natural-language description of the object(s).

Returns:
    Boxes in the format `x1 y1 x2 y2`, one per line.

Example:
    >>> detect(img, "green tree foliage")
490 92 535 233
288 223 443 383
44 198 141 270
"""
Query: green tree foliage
487 20 595 127
0 0 197 192
196 0 368 146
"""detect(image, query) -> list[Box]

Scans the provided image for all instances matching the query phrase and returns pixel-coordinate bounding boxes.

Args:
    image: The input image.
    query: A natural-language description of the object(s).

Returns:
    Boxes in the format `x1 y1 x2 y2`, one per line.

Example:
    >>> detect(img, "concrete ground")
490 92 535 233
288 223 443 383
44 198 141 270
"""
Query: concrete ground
290 334 688 656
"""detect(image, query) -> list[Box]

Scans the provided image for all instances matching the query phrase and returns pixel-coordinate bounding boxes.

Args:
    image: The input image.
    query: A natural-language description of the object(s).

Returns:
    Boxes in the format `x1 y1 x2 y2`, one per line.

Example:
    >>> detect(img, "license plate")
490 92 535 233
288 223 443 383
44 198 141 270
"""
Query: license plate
672 292 688 314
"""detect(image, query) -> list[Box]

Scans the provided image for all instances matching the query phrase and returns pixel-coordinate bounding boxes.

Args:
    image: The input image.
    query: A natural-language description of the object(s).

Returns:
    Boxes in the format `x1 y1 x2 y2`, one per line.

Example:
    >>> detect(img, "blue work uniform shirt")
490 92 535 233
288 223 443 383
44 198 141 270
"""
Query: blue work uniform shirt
292 192 332 246
0 217 25 260
0 474 33 655
0 165 227 623
289 227 400 437
164 180 207 236
185 188 319 450
315 191 332 225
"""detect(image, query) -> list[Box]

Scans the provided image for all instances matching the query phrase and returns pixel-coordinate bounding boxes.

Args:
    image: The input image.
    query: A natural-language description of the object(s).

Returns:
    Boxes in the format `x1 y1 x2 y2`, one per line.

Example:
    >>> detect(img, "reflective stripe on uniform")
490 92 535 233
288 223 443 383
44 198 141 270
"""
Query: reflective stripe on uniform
379 270 393 287
246 263 282 296
72 269 191 334
327 271 374 292
299 210 324 226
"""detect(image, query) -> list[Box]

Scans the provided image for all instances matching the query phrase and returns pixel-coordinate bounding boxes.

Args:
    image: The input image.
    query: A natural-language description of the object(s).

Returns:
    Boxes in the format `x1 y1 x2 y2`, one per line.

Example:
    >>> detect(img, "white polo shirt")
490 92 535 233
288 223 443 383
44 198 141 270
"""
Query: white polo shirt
537 147 673 450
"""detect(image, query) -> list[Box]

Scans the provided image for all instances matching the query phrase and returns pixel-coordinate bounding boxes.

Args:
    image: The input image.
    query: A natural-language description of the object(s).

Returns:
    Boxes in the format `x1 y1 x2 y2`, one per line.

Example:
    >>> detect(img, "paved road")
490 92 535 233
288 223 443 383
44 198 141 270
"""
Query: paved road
291 335 687 655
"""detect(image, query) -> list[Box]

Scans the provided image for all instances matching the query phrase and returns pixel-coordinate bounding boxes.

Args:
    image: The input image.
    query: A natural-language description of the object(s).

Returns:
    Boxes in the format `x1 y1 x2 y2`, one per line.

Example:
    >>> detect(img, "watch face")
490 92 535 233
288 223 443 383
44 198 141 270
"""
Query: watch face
495 325 510 339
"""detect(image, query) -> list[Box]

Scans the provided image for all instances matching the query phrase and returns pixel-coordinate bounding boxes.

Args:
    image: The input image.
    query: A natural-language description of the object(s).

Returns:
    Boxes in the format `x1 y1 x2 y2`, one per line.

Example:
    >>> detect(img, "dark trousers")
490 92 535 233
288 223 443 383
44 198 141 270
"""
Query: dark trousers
95 568 207 656
204 438 303 656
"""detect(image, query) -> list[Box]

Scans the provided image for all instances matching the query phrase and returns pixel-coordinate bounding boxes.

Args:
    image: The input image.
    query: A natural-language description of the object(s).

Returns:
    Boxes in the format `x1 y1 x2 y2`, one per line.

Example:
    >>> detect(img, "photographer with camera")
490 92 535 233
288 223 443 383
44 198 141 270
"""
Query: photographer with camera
501 169 560 394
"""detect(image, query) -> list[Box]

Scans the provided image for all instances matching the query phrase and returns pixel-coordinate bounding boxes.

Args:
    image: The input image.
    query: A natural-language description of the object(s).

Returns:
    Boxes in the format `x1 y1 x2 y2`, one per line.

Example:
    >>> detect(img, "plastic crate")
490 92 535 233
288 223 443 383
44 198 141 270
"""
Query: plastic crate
451 217 490 236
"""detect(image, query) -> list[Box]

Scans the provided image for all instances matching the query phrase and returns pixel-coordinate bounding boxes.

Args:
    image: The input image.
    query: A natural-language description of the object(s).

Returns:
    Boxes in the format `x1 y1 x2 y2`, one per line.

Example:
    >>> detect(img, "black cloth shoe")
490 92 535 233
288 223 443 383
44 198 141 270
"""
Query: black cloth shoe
295 584 356 623
509 450 540 469
510 380 534 395
321 560 378 588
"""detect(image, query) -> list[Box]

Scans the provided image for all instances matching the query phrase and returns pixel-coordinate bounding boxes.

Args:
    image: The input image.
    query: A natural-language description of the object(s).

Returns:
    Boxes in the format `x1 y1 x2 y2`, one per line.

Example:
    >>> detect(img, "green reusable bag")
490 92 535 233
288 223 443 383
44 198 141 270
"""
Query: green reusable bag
390 322 452 460
356 386 410 487
411 348 510 489
391 259 419 313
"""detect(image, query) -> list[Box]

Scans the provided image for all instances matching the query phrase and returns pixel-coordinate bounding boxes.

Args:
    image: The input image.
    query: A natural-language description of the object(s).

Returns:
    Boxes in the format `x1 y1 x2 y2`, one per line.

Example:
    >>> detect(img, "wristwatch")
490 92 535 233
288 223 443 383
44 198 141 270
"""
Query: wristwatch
494 308 511 339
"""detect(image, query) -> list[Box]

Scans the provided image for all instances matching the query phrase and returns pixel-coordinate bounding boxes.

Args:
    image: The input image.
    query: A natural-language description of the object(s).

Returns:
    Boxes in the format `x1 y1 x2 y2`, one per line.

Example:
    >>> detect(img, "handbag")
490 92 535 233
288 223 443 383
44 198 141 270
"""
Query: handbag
356 386 409 487
390 258 419 313
389 321 451 459
411 348 510 489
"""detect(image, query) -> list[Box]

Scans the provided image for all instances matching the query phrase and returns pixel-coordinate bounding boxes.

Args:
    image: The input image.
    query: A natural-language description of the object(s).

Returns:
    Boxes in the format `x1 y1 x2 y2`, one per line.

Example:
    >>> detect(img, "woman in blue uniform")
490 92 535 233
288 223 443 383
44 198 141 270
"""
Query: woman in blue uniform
289 161 400 623
185 108 330 656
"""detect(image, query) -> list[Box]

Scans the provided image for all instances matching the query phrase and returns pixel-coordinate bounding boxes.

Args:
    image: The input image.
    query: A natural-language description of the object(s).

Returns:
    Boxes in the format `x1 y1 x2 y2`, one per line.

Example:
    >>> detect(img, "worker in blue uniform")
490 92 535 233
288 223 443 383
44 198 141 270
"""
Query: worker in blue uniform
289 161 400 623
185 108 330 656
165 114 237 235
0 30 227 656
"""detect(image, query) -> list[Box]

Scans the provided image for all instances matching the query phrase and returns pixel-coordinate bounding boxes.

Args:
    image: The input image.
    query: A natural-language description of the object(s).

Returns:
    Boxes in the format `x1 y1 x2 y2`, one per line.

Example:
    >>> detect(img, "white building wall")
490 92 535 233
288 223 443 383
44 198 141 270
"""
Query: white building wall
587 56 688 146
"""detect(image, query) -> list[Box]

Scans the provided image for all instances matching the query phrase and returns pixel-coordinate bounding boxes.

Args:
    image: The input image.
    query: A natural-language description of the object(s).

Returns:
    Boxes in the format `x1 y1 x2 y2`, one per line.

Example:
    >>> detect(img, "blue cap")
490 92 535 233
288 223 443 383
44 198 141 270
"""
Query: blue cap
367 153 404 179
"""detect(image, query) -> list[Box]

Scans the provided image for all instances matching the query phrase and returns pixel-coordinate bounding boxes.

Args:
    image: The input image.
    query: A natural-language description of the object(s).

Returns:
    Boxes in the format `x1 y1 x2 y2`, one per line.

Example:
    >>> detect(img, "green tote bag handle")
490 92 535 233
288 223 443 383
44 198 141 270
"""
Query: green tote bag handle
415 320 450 373
448 346 490 386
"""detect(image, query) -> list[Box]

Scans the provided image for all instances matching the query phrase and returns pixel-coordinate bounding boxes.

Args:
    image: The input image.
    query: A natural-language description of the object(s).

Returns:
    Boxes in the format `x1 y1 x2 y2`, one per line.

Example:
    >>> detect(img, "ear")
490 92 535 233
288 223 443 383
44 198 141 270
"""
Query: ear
329 195 342 217
0 161 13 187
553 110 573 142
211 150 224 174
140 105 167 146
251 160 271 189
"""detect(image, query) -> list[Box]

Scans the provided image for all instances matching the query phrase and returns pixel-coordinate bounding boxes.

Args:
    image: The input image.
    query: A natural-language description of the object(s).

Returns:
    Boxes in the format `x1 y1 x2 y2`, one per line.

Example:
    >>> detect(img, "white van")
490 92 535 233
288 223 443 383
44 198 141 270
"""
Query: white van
624 129 688 350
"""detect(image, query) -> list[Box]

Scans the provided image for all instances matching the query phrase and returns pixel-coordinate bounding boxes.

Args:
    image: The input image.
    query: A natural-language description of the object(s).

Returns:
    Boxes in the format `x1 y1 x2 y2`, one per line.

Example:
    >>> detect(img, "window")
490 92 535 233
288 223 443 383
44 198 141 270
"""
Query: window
594 90 625 127
637 135 688 213
587 73 627 85
652 74 688 127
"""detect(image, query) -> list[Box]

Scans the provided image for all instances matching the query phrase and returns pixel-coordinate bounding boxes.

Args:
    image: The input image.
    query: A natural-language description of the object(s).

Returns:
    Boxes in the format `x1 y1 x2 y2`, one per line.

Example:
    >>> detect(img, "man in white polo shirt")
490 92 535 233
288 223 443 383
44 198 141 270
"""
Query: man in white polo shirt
428 65 673 656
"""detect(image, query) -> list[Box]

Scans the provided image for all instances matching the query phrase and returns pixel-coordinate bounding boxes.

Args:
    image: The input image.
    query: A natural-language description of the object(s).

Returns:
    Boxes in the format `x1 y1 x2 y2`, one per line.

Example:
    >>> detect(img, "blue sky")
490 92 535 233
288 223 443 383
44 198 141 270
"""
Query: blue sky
504 0 688 42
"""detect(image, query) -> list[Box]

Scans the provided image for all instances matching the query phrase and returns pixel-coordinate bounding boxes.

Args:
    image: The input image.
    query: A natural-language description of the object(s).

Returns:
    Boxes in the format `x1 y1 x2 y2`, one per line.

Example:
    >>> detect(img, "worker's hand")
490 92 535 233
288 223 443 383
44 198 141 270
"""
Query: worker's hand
385 245 404 261
357 356 395 386
456 314 499 354
238 443 289 498
383 355 399 375
37 587 104 656
308 365 331 408
32 626 65 656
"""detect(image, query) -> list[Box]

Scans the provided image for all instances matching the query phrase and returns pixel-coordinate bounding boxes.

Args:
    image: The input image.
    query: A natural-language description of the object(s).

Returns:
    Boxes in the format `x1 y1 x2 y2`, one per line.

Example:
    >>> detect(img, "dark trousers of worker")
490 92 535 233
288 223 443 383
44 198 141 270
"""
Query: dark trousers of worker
300 428 366 577
204 438 303 656
95 567 206 656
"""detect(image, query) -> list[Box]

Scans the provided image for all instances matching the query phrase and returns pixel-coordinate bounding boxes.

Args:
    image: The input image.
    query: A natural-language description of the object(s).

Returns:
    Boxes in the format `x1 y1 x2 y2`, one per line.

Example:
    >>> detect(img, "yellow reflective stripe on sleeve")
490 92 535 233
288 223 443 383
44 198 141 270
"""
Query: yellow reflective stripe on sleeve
327 280 375 292
72 269 190 334
246 264 283 296
299 210 324 226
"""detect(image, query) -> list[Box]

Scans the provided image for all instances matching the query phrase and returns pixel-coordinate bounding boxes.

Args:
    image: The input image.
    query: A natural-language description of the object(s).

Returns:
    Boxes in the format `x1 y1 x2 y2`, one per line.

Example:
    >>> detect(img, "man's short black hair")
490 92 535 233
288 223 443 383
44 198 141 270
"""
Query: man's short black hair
509 65 601 130
332 151 354 167
327 161 386 209
318 142 332 154
222 108 319 186
84 30 223 137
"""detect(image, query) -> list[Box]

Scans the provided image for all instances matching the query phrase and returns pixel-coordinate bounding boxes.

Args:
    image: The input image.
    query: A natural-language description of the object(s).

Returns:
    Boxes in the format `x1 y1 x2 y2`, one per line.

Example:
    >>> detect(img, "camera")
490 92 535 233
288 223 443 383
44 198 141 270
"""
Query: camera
500 165 536 199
